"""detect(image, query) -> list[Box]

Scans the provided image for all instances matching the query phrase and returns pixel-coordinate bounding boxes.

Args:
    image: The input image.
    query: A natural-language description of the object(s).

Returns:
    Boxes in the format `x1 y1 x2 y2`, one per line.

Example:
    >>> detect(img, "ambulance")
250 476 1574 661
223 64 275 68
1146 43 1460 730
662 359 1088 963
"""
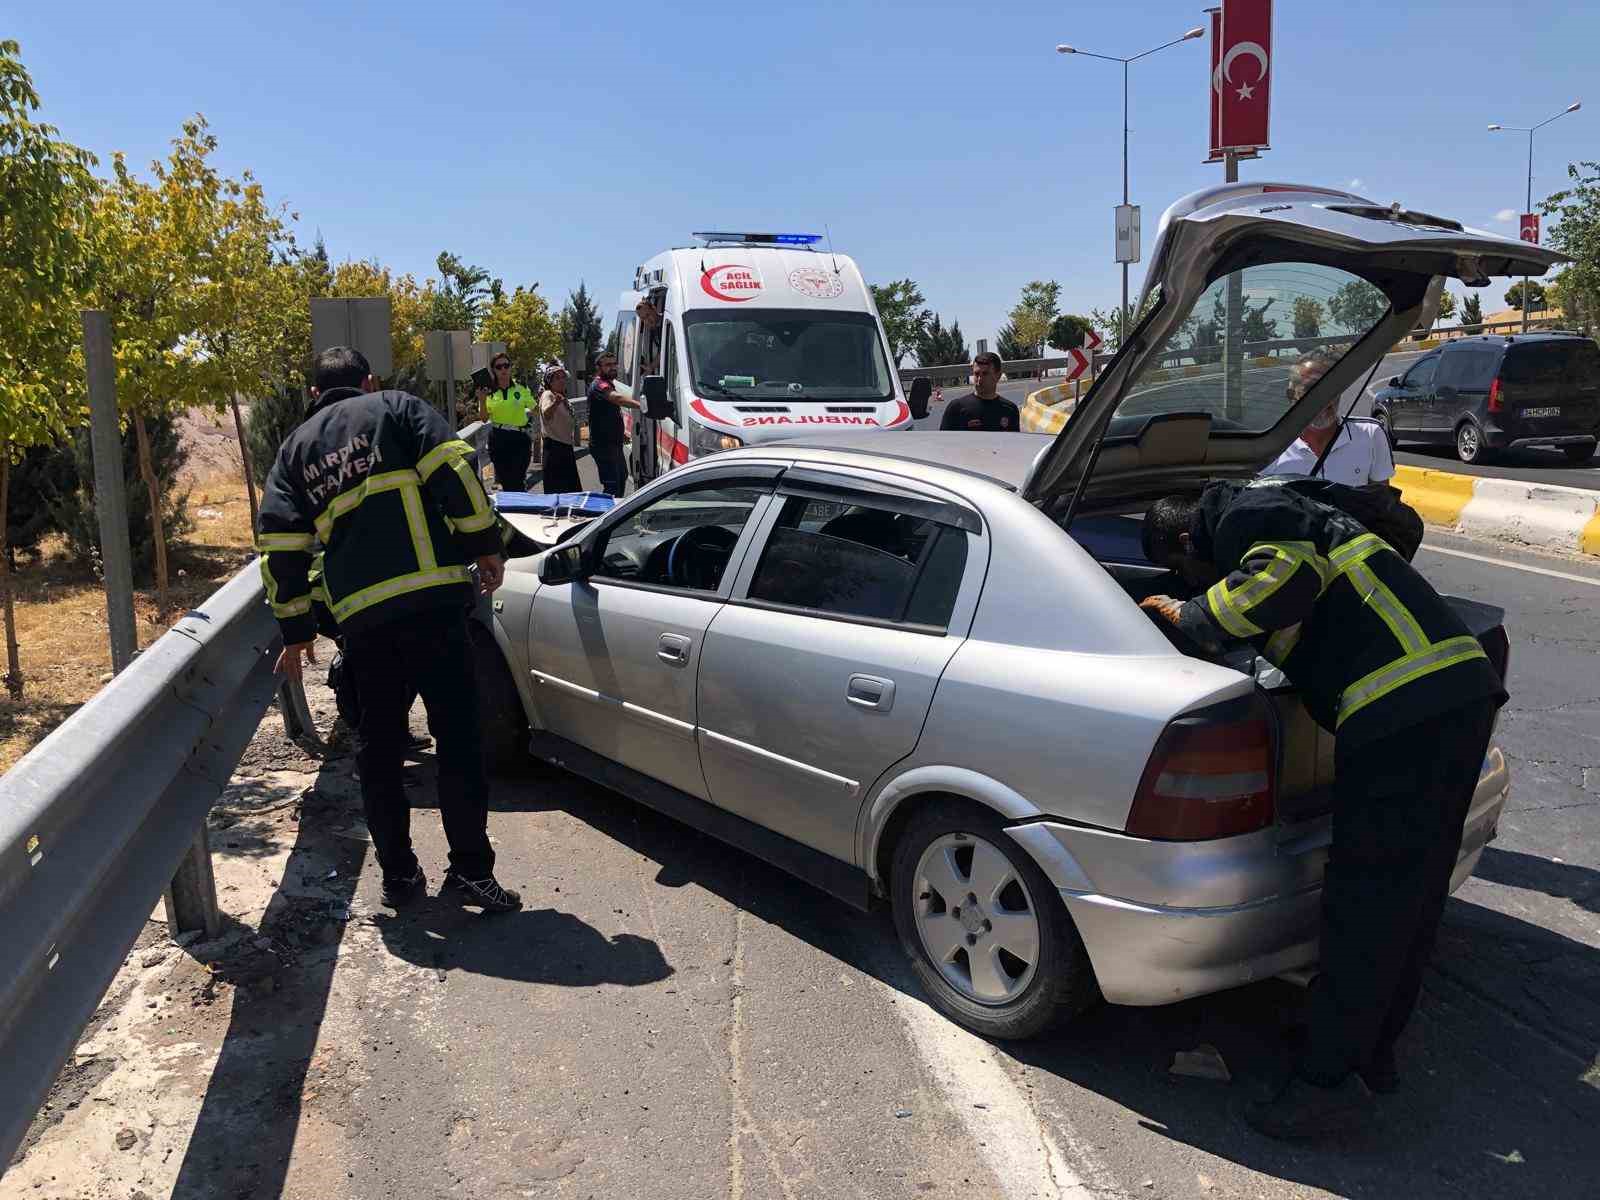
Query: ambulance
616 232 912 485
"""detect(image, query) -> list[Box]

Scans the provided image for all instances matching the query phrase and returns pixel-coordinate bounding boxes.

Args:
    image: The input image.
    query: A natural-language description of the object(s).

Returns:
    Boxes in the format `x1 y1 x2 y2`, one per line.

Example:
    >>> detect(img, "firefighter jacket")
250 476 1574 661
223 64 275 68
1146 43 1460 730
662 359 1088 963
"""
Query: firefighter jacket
256 387 502 645
1176 480 1505 747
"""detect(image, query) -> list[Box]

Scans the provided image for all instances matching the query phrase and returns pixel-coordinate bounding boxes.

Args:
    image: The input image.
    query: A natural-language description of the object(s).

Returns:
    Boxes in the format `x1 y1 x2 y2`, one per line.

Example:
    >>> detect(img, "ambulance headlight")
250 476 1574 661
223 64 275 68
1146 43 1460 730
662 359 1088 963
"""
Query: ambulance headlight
690 423 743 456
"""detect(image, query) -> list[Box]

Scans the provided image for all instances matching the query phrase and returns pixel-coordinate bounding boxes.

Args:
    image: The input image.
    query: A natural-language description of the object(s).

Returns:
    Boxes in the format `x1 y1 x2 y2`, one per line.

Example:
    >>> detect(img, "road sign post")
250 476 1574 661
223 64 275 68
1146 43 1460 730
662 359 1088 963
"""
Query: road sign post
82 311 138 675
424 330 472 420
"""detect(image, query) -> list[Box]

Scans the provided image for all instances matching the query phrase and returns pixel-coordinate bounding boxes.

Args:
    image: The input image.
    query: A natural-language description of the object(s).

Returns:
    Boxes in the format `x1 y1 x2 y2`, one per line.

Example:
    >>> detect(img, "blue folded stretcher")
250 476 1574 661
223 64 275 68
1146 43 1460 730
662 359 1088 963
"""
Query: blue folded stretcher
492 491 616 516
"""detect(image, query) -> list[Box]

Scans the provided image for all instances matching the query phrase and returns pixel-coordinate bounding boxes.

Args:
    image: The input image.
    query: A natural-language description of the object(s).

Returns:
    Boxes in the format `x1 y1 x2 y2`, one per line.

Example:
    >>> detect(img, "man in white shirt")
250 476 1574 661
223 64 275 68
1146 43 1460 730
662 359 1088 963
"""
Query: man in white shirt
1262 351 1395 486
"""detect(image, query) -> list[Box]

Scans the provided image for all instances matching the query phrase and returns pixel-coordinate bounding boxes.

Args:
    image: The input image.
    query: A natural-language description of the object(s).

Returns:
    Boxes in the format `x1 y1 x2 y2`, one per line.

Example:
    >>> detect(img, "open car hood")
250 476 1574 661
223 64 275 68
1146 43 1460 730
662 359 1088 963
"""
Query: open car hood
1021 182 1566 521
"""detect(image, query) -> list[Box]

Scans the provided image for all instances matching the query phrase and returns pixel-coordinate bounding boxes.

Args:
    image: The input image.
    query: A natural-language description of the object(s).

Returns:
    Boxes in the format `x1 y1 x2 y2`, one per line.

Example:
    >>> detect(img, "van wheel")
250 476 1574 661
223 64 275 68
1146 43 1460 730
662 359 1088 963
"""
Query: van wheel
1455 421 1488 464
468 624 528 776
889 800 1099 1039
1562 440 1597 464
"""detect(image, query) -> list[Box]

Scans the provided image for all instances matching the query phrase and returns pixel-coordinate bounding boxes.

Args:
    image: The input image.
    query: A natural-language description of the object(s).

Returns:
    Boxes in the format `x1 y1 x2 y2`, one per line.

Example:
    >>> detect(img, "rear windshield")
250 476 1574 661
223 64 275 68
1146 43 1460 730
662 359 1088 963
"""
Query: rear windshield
1501 342 1575 386
1108 262 1390 436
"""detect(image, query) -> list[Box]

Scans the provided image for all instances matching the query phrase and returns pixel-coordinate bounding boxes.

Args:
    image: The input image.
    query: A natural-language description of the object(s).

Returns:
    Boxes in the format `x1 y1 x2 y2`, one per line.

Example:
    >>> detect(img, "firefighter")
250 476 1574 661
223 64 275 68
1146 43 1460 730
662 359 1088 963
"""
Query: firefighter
1140 479 1505 1140
257 346 521 913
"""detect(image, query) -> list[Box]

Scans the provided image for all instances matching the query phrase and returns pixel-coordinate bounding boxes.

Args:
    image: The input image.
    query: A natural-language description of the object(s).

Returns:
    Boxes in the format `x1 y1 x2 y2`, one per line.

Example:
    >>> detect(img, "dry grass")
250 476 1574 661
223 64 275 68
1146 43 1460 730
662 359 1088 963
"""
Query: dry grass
1 469 258 773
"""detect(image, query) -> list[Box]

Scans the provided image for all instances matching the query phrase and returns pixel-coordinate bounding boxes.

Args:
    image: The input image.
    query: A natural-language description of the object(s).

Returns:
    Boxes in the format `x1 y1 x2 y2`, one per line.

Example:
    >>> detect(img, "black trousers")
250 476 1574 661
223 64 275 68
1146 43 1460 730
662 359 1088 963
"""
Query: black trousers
592 443 627 497
1301 699 1499 1082
488 426 532 492
541 438 582 494
345 610 495 881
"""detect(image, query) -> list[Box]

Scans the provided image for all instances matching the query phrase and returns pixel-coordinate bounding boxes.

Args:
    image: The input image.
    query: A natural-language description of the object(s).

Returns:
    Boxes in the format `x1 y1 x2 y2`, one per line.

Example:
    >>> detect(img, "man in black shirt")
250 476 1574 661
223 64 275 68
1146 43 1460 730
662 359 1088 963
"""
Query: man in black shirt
939 351 1020 432
586 351 641 496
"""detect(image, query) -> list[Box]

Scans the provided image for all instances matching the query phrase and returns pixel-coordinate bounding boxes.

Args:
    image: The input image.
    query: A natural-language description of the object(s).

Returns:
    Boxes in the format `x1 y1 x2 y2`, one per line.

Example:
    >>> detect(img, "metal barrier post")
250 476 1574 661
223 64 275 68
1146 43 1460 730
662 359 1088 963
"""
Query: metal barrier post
83 310 138 673
163 825 221 940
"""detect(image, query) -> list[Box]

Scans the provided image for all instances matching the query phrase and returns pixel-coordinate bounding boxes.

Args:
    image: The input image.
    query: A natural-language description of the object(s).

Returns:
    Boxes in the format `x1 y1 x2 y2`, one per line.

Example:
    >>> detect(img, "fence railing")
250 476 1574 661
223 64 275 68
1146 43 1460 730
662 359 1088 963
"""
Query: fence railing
0 562 290 1169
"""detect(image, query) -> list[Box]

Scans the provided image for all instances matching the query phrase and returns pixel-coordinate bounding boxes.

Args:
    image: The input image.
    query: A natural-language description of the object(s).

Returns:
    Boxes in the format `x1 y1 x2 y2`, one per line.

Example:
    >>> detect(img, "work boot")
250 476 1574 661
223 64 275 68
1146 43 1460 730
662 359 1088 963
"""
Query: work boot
1359 1043 1401 1095
441 871 523 913
1244 1074 1375 1141
380 865 427 908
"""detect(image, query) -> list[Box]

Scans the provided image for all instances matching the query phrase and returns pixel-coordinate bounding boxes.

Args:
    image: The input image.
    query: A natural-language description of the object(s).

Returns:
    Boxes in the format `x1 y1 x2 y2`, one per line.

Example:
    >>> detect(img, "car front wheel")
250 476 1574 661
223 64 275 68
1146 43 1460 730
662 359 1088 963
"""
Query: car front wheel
889 800 1099 1039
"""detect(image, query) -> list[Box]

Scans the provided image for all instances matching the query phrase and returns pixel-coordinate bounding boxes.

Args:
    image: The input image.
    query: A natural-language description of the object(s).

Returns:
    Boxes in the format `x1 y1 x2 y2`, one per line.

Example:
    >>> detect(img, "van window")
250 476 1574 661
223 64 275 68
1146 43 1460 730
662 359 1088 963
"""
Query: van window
1500 344 1570 388
746 496 968 629
615 312 638 389
1566 341 1600 388
1401 355 1438 389
1436 348 1497 390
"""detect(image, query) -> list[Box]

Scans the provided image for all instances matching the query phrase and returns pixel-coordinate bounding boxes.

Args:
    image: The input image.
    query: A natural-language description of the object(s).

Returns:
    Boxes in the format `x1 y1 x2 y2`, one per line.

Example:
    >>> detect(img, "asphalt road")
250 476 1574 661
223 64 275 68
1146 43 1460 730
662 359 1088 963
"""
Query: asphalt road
227 528 1596 1200
951 352 1600 491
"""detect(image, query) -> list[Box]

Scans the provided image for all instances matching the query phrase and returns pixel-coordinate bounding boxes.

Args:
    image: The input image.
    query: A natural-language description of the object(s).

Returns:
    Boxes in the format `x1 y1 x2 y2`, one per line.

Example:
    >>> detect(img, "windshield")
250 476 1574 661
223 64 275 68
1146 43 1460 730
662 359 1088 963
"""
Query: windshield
1109 262 1392 436
684 308 894 402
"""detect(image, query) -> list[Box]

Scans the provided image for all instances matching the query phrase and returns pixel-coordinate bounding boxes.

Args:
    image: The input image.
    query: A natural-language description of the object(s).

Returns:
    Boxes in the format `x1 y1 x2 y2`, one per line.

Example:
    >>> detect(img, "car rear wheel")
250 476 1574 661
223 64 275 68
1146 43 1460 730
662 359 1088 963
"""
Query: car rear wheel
1455 420 1488 464
469 623 528 776
1562 440 1597 464
889 800 1098 1039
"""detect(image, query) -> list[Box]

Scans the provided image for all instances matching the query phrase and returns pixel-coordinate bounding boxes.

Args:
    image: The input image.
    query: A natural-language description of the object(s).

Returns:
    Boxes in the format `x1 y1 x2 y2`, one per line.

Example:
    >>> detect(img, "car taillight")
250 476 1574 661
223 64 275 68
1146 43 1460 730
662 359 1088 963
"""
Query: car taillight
1487 377 1503 412
1126 694 1277 840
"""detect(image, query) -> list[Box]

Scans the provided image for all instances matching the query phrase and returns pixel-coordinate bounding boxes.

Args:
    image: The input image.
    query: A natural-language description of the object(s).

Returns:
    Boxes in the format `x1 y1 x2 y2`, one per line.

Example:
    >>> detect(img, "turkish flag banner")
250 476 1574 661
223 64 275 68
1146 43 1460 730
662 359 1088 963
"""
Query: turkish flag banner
1218 0 1272 151
1207 8 1224 161
1520 213 1540 244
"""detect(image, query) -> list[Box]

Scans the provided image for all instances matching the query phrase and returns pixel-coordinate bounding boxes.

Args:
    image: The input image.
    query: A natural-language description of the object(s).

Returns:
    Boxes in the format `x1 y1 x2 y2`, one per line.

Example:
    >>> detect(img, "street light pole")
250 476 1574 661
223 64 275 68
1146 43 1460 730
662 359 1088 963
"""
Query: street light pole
1058 28 1204 346
1488 101 1581 333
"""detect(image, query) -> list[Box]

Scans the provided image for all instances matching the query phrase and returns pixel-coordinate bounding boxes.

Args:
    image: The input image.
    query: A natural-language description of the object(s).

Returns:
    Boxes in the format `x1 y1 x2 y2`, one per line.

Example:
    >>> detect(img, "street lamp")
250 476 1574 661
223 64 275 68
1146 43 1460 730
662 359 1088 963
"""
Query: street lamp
1489 100 1581 332
1057 28 1205 345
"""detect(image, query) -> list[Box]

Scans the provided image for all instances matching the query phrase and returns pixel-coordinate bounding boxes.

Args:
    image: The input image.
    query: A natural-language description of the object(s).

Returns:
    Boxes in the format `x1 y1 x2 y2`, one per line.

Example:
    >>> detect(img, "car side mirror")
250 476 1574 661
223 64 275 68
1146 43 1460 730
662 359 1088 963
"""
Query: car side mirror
641 374 672 419
538 542 589 585
1388 376 1402 387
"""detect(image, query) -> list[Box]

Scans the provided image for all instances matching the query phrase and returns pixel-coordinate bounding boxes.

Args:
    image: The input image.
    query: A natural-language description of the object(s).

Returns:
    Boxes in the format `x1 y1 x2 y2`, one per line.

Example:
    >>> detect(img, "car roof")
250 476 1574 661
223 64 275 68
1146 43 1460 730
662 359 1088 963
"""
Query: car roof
1445 332 1595 350
774 432 1052 491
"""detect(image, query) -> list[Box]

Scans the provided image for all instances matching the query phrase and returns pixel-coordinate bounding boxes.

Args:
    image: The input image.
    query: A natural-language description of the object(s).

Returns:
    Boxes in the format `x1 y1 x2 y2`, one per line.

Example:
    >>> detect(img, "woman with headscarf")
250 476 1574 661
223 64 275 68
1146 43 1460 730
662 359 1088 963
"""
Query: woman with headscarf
539 364 583 495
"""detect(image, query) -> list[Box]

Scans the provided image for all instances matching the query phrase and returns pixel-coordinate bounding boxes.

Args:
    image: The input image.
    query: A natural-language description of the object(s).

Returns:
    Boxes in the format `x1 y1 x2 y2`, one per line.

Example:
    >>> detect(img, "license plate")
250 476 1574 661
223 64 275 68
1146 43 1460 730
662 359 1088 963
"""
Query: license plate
1523 406 1562 418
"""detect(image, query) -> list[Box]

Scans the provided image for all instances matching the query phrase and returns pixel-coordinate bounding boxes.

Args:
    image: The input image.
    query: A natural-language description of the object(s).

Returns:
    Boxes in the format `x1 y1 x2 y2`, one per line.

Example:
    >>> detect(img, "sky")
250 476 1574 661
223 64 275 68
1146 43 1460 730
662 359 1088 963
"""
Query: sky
13 1 1597 353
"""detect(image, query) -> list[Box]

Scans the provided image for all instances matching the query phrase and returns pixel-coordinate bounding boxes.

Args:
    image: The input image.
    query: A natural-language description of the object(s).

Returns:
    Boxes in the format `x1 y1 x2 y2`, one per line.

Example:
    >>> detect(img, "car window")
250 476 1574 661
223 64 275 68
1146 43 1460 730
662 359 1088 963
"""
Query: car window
1563 342 1600 389
746 496 969 629
592 483 768 592
1500 344 1571 387
1436 349 1496 390
1401 355 1438 389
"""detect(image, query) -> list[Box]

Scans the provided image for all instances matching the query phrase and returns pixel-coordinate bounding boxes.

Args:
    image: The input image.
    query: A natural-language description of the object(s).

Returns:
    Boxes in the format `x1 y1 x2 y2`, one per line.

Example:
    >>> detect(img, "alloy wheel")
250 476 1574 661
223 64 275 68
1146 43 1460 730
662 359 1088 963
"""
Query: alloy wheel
1456 422 1481 463
912 832 1041 1005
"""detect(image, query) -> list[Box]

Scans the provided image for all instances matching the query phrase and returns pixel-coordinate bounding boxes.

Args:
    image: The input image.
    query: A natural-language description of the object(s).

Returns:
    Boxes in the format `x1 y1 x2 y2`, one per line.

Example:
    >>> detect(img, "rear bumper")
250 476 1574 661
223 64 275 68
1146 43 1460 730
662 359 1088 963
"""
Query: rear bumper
1484 429 1598 450
1008 745 1511 1007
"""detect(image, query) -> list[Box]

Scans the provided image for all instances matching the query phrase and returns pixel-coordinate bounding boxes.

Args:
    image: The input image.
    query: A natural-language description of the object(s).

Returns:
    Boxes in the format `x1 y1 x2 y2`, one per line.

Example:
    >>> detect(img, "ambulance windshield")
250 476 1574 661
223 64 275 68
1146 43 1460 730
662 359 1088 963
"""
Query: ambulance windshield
684 309 894 402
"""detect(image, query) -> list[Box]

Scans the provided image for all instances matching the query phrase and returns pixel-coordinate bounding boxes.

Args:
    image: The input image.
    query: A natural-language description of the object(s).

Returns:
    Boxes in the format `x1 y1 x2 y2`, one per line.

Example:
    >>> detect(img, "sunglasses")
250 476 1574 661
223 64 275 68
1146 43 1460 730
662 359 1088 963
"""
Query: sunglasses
492 362 511 371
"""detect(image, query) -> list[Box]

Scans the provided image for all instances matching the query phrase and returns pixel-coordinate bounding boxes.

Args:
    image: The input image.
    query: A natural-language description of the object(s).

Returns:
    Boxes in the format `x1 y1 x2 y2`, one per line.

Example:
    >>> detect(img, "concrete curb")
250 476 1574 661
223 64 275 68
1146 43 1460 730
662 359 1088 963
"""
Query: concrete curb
1392 464 1600 558
1020 388 1077 435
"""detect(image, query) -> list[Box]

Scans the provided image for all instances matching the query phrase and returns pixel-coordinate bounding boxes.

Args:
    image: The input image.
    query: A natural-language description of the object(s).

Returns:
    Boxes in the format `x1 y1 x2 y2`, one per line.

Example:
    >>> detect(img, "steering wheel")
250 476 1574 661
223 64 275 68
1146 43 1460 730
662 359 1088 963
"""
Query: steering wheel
667 525 740 590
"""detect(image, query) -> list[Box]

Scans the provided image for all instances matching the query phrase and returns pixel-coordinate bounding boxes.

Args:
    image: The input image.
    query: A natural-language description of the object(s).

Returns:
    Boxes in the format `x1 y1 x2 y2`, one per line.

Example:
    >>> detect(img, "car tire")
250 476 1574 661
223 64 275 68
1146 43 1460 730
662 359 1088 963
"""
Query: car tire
468 622 528 776
1374 407 1396 450
889 799 1099 1039
1455 420 1488 464
1562 440 1597 464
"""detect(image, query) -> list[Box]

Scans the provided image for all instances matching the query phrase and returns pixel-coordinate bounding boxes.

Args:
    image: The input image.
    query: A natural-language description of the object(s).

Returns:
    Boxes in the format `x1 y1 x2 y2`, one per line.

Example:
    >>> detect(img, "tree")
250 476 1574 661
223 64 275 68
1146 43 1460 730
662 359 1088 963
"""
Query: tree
1504 280 1548 312
1543 161 1600 334
868 280 929 367
916 313 969 366
478 285 560 382
1327 279 1388 332
1460 292 1484 334
429 251 496 335
1088 293 1157 353
0 39 98 695
994 322 1032 363
1292 297 1324 343
1433 290 1456 329
1241 297 1278 345
560 282 607 376
1009 280 1061 357
1048 313 1093 353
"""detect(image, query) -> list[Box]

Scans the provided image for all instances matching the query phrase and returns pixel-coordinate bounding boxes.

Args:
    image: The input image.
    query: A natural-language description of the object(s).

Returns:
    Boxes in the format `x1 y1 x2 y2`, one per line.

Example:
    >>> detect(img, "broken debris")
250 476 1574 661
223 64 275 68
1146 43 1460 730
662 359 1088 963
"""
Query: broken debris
1169 1044 1231 1083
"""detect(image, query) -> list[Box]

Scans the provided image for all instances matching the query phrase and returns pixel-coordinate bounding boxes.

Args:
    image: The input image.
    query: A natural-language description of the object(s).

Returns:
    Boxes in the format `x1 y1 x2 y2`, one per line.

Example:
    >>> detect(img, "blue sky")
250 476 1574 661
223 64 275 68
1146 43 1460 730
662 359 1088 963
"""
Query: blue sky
14 1 1596 353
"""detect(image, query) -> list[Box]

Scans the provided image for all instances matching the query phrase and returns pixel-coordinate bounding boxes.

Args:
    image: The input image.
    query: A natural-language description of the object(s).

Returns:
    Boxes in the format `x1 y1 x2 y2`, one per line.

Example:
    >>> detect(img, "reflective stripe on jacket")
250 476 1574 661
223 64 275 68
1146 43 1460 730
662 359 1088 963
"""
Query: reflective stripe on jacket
485 383 535 428
255 387 502 644
1179 480 1504 746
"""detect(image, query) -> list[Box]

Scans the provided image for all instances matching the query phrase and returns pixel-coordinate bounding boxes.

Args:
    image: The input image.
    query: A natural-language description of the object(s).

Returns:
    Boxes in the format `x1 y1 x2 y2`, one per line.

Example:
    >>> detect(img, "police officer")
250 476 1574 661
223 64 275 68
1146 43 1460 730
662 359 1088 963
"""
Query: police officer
477 351 537 492
1141 480 1505 1139
258 346 521 913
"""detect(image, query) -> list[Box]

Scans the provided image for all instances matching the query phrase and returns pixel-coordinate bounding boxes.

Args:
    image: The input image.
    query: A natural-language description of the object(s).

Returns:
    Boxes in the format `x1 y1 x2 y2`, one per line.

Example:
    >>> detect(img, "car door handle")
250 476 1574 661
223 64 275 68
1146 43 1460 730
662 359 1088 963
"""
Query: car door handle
657 634 691 667
847 674 895 713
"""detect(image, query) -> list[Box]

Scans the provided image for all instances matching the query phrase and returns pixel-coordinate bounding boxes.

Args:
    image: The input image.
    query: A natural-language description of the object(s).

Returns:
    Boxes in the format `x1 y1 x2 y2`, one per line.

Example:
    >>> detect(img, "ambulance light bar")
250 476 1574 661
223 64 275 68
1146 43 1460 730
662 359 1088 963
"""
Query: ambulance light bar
692 231 823 246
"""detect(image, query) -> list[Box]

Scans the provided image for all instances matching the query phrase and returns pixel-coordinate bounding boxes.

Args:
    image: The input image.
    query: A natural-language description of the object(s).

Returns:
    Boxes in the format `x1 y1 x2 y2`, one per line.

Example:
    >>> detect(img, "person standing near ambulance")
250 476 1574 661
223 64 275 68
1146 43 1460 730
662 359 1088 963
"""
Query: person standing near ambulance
477 351 537 492
539 364 583 494
258 346 522 913
586 350 641 496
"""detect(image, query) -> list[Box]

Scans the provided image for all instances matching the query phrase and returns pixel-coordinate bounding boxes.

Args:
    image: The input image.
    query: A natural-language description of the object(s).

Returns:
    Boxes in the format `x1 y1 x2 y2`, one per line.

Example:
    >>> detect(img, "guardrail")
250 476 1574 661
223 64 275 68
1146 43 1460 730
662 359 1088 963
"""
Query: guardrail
0 562 292 1170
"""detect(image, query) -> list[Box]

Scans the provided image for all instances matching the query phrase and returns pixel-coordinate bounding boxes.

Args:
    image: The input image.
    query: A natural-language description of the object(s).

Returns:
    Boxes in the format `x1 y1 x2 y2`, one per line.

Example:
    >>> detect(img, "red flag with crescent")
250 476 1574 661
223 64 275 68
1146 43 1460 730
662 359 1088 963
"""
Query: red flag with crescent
1217 0 1272 151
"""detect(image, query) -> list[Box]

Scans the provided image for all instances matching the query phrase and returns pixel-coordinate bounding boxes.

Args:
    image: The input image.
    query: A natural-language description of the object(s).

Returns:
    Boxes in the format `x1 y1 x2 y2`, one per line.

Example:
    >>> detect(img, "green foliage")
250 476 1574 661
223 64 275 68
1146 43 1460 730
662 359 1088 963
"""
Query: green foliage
50 410 190 578
560 281 606 375
994 322 1032 363
1504 279 1548 312
1292 297 1324 341
1460 292 1484 333
917 313 969 366
1009 280 1061 357
1241 297 1278 344
1047 313 1092 353
1327 280 1388 332
1543 162 1600 334
429 252 496 334
868 279 930 367
5 440 76 554
244 386 306 489
1434 290 1456 323
479 285 560 381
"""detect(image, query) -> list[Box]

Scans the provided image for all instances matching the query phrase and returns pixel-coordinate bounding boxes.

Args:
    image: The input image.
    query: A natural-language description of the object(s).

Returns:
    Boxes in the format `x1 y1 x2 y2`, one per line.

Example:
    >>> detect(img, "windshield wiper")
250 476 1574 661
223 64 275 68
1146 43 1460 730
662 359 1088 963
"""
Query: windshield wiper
695 381 746 399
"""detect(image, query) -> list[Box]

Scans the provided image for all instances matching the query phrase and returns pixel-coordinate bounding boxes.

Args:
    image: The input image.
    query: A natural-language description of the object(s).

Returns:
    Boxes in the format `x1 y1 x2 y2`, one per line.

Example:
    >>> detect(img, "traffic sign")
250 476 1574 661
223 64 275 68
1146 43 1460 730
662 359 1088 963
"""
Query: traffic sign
311 297 393 379
1520 213 1540 244
1064 348 1092 380
1081 329 1103 352
424 330 472 381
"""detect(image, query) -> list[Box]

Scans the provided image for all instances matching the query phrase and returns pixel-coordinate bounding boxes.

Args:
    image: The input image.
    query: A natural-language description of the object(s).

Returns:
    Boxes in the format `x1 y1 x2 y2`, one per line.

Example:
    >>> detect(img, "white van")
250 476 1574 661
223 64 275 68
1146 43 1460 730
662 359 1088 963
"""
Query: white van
616 232 911 485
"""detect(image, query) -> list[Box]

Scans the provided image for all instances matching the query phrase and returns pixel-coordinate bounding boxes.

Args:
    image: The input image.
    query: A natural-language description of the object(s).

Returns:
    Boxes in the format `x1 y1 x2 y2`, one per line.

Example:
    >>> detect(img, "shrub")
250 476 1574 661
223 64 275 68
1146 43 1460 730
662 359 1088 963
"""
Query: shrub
5 440 78 557
245 387 307 488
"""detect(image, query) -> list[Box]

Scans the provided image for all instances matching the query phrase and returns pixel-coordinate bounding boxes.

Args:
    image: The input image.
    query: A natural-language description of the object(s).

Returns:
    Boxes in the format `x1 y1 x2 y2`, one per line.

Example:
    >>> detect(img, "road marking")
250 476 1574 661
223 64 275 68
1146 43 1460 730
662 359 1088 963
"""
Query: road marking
1419 543 1600 586
887 987 1106 1199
